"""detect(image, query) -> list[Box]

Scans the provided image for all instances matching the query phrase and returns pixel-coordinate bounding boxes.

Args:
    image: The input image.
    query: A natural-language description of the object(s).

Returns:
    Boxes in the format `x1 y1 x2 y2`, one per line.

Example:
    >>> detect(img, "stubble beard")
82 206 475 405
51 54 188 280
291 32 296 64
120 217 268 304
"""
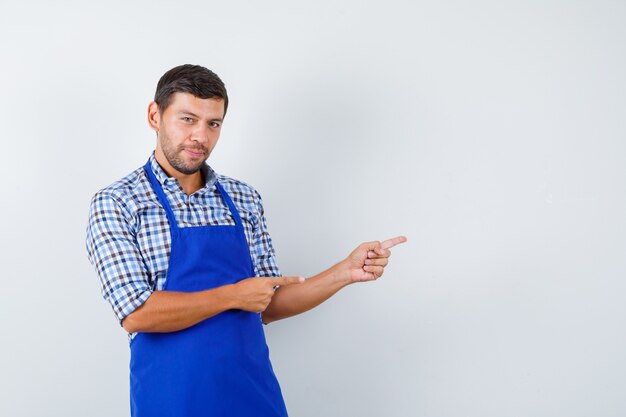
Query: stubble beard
159 131 209 175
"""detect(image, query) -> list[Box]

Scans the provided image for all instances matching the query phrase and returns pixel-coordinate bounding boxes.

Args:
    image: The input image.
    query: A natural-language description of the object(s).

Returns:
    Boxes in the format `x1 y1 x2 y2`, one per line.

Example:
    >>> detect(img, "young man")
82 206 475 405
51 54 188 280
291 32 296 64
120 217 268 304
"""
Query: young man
86 64 406 417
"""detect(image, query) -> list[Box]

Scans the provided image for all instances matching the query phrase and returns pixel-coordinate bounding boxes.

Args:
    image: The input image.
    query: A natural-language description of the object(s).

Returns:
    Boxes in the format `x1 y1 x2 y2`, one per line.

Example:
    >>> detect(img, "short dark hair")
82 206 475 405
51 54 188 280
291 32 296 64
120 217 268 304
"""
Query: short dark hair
154 64 229 115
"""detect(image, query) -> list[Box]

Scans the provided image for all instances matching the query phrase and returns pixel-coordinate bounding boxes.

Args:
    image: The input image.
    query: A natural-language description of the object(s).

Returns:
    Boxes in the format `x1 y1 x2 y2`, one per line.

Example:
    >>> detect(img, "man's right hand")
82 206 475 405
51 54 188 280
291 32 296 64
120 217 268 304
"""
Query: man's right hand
230 276 305 313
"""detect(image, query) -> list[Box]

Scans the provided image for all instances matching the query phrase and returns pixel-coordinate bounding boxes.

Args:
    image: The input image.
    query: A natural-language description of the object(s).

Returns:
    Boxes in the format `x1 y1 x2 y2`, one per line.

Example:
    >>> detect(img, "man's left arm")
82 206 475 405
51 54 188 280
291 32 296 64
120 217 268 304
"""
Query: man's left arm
262 236 407 324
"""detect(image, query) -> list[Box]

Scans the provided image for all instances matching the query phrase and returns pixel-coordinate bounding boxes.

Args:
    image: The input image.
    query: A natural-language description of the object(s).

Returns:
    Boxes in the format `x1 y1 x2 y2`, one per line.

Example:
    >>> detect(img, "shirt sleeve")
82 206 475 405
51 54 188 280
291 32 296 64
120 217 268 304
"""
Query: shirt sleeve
85 191 153 325
250 189 282 278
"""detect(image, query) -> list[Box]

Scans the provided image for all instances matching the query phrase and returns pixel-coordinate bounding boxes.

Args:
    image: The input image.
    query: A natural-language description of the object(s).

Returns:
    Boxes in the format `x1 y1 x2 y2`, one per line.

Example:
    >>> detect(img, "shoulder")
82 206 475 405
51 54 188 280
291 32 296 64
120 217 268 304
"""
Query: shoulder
216 174 263 203
215 174 267 219
89 166 150 219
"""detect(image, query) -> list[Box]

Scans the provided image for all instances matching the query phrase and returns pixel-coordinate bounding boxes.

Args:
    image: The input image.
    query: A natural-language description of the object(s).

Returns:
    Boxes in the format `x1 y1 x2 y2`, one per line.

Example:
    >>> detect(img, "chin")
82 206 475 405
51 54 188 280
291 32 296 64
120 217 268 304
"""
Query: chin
178 165 203 175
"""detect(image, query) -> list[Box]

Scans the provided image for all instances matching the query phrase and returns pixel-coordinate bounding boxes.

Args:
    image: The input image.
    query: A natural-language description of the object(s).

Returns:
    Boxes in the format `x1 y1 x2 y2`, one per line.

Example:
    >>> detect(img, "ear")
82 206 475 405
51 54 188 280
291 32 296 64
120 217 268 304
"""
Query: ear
147 101 160 132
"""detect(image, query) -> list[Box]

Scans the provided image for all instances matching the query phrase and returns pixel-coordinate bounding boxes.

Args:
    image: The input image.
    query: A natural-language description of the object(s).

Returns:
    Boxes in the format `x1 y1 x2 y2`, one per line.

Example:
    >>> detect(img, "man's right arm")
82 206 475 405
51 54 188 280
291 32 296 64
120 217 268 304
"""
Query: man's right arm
86 191 302 334
121 276 304 333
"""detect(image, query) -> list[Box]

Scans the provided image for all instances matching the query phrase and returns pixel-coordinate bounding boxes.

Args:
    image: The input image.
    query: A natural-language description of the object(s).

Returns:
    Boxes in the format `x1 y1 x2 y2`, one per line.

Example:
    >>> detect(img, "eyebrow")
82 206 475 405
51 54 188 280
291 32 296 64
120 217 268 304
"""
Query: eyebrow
177 110 223 122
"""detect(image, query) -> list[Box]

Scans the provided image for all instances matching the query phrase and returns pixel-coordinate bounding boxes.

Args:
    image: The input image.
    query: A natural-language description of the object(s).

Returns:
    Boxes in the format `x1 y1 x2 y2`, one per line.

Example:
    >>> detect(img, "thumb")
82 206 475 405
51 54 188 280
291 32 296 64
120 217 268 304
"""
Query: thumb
273 276 305 287
362 240 385 255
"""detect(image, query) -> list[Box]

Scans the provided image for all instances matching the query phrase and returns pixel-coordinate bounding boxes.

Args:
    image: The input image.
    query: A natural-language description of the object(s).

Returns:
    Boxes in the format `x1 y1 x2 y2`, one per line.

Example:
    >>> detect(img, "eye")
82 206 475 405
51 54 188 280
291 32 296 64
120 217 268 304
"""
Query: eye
181 117 194 123
209 121 221 128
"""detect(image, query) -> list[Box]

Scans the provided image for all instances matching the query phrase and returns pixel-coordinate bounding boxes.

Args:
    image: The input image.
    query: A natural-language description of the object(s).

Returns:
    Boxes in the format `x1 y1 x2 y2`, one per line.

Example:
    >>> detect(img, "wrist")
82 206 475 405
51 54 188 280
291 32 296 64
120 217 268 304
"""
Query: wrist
211 283 239 311
332 259 352 287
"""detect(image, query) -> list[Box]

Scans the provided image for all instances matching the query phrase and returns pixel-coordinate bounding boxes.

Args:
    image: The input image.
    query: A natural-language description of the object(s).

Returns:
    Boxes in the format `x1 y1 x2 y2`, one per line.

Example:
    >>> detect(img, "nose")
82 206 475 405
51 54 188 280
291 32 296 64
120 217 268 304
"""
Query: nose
191 124 212 143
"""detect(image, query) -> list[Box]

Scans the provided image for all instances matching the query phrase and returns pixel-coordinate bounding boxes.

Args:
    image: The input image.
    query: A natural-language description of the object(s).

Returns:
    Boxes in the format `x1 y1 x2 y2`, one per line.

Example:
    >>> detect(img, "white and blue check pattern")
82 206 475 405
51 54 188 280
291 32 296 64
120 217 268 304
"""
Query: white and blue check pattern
86 153 281 337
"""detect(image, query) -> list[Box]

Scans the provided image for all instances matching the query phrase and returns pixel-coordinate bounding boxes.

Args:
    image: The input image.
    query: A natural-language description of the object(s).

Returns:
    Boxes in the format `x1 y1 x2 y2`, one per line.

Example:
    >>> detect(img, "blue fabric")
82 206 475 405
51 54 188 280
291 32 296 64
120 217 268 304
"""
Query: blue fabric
129 160 288 417
85 153 281 342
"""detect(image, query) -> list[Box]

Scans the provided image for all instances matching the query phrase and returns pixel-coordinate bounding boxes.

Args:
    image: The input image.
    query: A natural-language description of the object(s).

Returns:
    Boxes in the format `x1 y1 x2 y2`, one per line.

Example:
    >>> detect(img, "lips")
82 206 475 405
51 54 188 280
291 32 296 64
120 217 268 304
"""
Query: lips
184 148 206 158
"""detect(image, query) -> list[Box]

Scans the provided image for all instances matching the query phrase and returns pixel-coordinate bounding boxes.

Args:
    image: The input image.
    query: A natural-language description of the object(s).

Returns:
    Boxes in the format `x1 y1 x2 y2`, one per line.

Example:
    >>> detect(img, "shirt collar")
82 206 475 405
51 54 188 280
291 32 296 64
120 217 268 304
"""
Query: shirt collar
148 152 217 192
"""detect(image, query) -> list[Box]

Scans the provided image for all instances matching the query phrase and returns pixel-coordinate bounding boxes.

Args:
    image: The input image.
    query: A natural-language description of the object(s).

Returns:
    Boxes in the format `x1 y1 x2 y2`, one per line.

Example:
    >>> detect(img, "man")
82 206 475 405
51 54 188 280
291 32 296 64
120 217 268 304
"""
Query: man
86 64 406 417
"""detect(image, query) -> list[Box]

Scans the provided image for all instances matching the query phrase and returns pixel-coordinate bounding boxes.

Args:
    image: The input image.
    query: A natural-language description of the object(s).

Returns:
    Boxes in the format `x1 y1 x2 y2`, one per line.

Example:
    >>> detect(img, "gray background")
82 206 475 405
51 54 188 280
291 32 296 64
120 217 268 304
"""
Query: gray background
1 1 625 416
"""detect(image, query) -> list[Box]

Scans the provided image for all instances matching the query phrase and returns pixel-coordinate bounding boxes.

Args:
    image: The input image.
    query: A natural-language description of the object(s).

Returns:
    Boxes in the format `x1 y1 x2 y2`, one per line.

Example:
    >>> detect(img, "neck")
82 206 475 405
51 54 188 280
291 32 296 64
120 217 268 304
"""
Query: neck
154 149 204 195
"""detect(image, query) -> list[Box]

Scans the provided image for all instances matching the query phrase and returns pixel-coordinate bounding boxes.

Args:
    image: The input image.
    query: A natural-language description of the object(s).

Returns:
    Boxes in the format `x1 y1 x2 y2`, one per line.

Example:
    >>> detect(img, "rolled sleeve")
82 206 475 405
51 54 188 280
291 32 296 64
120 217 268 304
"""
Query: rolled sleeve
250 189 282 278
86 191 153 325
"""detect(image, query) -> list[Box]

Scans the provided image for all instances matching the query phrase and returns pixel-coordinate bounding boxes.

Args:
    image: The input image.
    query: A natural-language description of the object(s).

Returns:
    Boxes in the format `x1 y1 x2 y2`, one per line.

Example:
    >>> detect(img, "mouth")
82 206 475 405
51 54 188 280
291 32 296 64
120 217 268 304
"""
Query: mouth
183 148 206 158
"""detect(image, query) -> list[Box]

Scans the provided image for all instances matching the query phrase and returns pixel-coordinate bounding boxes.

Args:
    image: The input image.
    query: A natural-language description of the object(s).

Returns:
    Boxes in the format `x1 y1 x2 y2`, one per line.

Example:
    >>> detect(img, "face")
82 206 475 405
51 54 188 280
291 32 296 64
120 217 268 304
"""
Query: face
149 92 225 175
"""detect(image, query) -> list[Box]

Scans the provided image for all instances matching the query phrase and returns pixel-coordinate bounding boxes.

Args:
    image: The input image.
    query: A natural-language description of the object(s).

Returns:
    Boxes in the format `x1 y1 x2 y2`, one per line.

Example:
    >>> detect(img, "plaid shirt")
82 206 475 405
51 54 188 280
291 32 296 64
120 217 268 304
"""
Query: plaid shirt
86 154 281 339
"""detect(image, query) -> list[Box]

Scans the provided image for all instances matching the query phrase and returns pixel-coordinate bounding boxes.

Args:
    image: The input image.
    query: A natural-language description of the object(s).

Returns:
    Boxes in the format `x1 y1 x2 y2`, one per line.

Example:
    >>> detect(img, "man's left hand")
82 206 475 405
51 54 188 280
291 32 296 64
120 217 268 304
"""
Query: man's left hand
340 235 407 284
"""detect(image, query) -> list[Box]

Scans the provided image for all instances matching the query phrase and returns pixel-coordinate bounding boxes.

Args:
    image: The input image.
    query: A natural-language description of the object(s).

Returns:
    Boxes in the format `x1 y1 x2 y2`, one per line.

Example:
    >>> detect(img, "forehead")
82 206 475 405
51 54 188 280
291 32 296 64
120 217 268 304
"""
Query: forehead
165 92 225 118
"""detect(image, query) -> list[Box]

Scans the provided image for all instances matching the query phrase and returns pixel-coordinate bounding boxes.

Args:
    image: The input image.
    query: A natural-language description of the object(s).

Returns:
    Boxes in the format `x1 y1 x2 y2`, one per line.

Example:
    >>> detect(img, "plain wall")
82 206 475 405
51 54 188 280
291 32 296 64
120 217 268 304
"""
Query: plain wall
1 1 625 416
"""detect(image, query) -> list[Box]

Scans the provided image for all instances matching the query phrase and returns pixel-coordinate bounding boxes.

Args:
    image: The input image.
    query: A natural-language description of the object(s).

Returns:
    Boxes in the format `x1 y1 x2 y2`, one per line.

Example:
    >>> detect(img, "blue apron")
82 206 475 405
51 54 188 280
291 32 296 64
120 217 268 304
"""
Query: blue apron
129 161 288 417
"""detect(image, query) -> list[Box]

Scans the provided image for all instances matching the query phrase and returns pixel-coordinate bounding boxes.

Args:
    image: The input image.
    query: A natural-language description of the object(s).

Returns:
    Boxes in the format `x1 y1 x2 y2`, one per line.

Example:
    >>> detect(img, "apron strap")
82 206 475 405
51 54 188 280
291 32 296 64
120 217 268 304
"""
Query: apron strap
215 181 243 227
143 159 244 229
143 160 179 231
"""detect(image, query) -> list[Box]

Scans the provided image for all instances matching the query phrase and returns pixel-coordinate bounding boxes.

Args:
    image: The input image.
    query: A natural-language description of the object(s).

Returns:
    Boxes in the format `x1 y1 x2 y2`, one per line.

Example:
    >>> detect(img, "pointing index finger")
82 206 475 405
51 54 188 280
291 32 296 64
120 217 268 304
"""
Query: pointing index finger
381 235 408 250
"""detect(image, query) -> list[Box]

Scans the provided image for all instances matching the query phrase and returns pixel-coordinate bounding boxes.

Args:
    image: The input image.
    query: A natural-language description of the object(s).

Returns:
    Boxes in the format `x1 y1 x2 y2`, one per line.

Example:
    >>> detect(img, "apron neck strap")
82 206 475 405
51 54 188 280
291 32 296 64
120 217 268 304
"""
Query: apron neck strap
143 160 179 231
143 159 244 229
215 181 243 227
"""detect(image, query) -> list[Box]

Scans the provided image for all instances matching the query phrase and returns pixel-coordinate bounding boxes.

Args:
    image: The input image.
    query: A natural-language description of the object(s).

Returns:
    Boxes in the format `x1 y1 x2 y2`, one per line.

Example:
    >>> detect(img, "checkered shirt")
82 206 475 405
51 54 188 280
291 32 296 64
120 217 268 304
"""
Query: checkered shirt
85 153 281 339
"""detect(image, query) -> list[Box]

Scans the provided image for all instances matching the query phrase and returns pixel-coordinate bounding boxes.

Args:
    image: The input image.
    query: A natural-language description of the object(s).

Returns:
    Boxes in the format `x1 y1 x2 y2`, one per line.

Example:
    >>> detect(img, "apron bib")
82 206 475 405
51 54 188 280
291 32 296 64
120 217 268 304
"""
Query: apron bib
129 160 288 417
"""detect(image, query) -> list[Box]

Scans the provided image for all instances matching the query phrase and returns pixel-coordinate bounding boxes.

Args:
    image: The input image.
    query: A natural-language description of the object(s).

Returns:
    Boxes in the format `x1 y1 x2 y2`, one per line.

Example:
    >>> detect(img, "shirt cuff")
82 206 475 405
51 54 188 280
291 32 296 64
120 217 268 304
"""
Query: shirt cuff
115 288 153 327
